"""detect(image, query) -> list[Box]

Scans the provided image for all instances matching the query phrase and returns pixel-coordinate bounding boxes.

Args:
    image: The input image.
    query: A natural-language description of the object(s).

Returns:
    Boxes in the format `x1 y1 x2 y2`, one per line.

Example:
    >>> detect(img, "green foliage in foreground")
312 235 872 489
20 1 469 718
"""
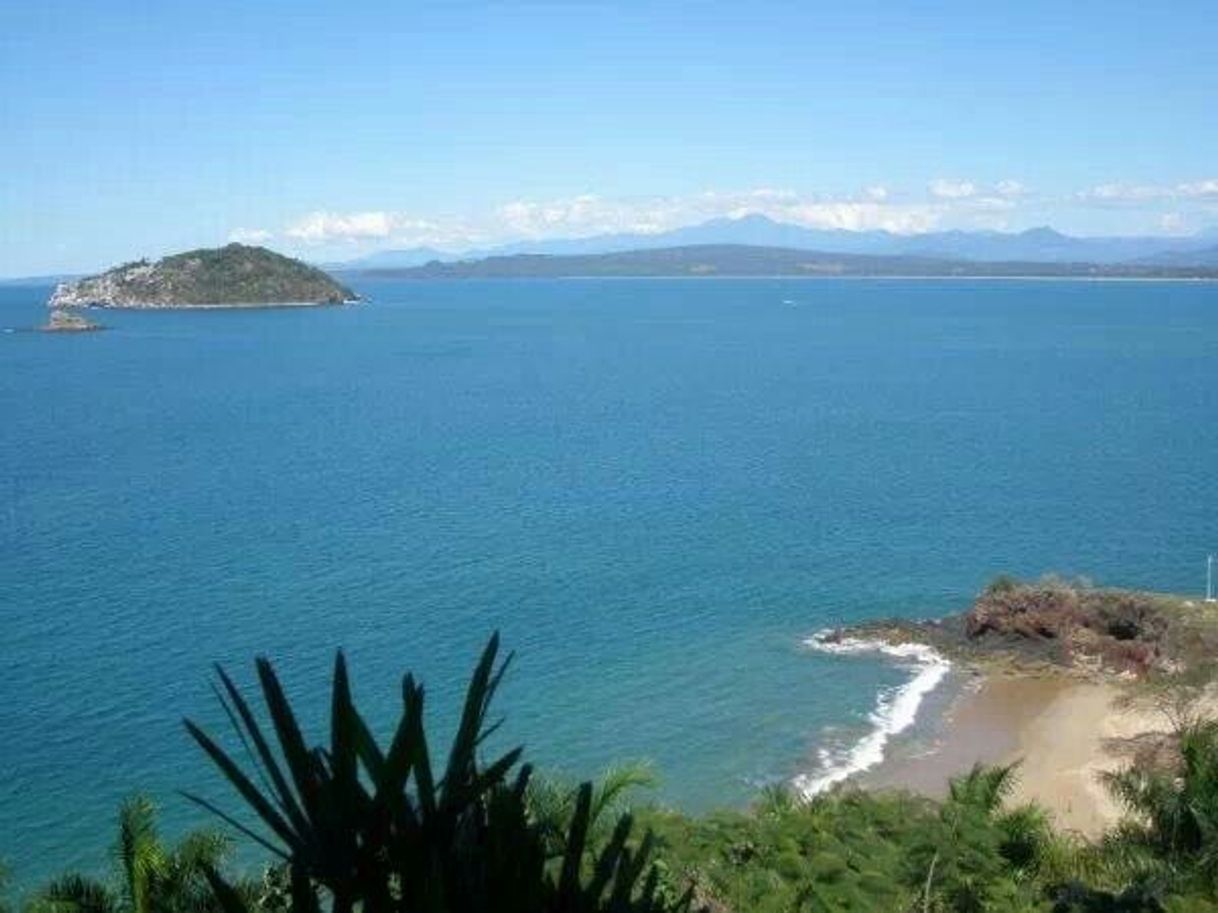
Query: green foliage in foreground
1102 720 1218 898
637 765 1069 912
11 636 1218 913
183 634 687 913
24 797 235 913
636 731 1218 913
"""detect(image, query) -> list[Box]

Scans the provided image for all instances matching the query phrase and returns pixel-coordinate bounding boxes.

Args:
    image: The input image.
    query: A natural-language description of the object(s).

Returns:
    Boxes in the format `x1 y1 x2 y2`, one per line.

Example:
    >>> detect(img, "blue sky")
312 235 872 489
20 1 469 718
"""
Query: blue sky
2 0 1217 276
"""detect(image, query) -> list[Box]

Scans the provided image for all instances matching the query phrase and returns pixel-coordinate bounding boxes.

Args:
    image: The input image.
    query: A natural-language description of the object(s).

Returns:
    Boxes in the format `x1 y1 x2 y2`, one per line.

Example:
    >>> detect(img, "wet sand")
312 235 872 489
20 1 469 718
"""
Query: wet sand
861 673 1173 835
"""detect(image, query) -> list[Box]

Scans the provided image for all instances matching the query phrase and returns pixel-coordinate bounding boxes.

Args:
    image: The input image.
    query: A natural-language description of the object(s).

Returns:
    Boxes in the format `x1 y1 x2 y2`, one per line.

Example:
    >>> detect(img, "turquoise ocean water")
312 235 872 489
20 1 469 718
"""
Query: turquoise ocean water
2 278 1216 885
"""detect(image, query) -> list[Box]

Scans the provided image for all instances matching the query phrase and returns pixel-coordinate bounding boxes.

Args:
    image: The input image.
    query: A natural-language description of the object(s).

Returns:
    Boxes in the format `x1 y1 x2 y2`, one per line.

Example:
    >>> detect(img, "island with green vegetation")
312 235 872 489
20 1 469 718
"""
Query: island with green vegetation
47 244 357 309
5 578 1218 913
366 244 1218 280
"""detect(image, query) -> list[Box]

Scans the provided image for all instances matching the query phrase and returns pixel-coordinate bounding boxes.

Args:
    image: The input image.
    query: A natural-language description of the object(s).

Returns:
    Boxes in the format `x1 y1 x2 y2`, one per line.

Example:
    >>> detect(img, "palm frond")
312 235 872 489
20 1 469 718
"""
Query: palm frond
114 797 166 913
590 761 658 828
27 875 118 913
948 762 1021 816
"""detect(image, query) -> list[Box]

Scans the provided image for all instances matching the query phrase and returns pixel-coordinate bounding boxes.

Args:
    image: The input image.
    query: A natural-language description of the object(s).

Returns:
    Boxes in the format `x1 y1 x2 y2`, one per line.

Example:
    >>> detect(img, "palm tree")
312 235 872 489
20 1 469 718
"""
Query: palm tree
27 797 231 913
527 762 658 857
947 762 1020 815
26 876 117 913
1103 719 1218 889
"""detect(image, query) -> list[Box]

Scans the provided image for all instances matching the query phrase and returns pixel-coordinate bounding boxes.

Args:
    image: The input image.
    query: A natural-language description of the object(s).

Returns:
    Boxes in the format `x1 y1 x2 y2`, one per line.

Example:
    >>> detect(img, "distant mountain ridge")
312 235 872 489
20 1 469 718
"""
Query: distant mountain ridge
1129 244 1218 267
331 215 1218 271
361 243 1218 280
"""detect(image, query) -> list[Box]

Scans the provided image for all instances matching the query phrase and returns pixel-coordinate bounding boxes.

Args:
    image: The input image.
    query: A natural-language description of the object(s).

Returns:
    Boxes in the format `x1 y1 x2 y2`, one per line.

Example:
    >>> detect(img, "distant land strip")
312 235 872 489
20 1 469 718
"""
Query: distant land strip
347 244 1218 280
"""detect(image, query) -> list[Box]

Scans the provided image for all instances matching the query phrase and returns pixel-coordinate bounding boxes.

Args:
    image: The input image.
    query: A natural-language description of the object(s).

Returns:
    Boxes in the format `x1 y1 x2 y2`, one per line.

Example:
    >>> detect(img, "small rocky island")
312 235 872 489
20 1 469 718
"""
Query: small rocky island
48 243 357 309
41 309 102 332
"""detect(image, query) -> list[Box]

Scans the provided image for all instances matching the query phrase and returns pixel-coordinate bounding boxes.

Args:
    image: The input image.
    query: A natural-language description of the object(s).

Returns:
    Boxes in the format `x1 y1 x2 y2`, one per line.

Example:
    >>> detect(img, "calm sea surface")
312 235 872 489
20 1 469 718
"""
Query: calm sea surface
2 278 1217 885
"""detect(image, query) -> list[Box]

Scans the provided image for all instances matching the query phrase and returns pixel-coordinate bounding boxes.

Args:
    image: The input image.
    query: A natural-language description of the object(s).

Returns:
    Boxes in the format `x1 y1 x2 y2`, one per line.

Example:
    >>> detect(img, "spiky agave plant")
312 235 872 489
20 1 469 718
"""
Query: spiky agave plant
184 633 691 913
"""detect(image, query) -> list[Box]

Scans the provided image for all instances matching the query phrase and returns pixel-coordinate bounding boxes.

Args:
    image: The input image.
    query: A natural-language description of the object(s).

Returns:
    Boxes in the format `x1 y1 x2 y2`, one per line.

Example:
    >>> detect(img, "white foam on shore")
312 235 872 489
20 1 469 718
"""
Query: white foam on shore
793 633 951 798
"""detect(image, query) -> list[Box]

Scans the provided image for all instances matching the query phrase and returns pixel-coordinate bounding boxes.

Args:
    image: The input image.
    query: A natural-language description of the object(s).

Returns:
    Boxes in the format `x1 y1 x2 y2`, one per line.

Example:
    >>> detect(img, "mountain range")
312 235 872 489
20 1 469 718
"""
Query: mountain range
331 215 1218 271
358 244 1218 281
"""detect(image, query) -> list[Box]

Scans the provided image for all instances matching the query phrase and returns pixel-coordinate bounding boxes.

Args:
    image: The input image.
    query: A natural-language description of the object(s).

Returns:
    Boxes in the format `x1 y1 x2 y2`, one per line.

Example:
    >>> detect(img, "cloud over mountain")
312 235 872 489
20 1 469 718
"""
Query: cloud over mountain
234 176 1218 259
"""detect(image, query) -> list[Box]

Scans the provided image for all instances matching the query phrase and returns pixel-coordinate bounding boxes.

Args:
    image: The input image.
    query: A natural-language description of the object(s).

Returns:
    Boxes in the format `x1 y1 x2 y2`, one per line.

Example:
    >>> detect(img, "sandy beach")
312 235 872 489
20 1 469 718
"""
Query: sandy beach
863 673 1179 836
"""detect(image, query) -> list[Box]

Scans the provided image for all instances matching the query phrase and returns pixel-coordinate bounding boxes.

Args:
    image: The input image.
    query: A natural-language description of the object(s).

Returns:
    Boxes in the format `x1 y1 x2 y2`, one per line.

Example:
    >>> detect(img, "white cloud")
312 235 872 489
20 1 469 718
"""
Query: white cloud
969 196 1018 212
778 200 939 233
261 188 1018 253
495 194 680 237
926 178 1026 202
492 189 950 237
269 177 1218 254
1077 179 1218 204
285 211 398 243
282 210 485 248
231 176 1217 256
1159 212 1188 233
1177 179 1218 198
929 178 978 200
1077 183 1164 203
227 227 272 244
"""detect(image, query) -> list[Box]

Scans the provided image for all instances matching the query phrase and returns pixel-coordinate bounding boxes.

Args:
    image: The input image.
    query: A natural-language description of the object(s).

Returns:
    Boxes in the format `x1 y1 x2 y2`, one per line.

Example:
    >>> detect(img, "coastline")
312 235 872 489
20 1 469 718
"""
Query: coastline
801 581 1218 835
856 673 1174 834
371 273 1218 284
797 634 955 797
57 299 353 310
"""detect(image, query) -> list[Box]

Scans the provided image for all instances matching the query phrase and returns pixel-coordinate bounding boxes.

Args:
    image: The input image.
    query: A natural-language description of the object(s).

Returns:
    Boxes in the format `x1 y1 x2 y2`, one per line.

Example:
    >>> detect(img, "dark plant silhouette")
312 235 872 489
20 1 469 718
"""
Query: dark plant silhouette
1048 879 1165 913
184 633 690 913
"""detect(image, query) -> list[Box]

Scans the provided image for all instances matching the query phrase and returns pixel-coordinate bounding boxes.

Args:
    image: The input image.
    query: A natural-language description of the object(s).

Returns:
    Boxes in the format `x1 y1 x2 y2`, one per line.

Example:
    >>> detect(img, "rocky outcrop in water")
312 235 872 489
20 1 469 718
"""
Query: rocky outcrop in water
41 309 102 332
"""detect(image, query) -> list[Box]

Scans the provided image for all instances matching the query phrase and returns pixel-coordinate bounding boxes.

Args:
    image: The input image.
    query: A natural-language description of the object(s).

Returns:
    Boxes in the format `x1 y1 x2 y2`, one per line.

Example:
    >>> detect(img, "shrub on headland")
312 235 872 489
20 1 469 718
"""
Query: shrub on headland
966 578 1167 669
960 577 1216 678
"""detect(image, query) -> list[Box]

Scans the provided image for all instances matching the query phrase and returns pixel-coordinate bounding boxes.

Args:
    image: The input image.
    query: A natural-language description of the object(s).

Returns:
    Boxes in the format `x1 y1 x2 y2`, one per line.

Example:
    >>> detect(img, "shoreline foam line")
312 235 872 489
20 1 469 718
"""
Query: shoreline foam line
794 633 952 797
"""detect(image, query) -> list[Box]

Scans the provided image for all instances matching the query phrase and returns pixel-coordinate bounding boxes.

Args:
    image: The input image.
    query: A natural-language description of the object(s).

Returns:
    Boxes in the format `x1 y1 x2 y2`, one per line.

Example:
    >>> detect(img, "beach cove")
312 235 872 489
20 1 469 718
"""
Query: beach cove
819 579 1218 834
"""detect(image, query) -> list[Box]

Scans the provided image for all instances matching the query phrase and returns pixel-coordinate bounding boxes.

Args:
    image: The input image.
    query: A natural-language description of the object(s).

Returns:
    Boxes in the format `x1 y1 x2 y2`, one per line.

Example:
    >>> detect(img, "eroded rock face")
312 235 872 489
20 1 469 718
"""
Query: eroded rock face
822 578 1209 679
965 584 1084 640
963 581 1172 674
49 269 144 308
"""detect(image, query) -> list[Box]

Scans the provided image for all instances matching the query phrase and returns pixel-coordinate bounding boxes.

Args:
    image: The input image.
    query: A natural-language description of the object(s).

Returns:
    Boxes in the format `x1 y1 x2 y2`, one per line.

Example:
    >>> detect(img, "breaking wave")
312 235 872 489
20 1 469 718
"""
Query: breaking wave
793 633 951 797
